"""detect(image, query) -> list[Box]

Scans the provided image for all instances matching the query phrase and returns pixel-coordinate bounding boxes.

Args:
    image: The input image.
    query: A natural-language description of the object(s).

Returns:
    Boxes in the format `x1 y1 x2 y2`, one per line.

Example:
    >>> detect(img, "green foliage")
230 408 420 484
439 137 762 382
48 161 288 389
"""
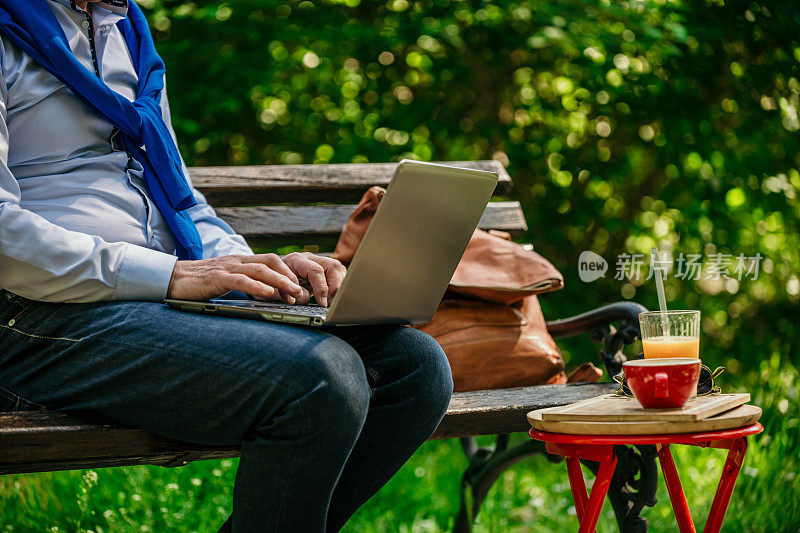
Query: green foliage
149 0 799 372
3 0 799 531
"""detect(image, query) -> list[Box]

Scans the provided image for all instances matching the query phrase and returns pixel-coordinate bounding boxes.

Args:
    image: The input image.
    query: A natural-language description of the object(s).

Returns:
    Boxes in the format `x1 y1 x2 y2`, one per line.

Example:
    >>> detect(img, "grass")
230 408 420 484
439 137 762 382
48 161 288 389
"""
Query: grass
1 356 798 532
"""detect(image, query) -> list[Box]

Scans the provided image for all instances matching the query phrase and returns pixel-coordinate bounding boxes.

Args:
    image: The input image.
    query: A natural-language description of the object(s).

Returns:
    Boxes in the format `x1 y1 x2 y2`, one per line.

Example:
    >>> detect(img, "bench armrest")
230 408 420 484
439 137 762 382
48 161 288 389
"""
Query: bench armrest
545 301 648 377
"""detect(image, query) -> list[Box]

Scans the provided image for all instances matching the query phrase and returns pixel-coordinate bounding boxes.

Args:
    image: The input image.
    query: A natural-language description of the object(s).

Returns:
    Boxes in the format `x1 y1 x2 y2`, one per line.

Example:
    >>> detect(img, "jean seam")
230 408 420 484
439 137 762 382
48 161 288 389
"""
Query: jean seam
16 397 47 411
0 324 83 343
272 388 308 530
7 299 33 323
0 384 47 411
0 386 19 403
0 293 34 323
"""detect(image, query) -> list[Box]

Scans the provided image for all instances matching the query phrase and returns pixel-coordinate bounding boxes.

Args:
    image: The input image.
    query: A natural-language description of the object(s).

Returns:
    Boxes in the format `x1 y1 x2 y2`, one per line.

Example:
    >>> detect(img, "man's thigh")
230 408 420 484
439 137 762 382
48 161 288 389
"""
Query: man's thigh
0 291 361 445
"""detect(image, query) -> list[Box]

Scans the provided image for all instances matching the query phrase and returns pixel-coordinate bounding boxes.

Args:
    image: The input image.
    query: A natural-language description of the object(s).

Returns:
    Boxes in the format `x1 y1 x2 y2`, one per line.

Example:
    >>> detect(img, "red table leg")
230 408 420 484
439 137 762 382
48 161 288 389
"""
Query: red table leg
578 454 617 533
547 443 617 533
704 437 748 533
657 443 697 533
567 456 589 523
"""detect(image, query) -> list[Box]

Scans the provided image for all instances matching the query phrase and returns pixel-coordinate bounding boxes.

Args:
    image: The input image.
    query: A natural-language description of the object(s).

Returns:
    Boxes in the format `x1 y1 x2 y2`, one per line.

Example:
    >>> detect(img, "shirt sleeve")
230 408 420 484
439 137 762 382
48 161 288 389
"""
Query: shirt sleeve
0 63 177 303
160 82 254 259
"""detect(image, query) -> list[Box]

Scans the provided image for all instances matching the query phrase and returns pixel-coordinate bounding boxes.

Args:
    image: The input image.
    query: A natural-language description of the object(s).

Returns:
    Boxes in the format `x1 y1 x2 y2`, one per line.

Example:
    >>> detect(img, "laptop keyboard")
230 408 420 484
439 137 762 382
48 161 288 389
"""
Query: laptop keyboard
215 299 327 316
256 302 327 315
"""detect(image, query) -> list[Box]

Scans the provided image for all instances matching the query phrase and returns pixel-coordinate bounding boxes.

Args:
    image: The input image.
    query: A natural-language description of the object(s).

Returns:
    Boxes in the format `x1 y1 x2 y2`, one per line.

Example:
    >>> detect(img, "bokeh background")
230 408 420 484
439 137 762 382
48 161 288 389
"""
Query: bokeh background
2 0 798 531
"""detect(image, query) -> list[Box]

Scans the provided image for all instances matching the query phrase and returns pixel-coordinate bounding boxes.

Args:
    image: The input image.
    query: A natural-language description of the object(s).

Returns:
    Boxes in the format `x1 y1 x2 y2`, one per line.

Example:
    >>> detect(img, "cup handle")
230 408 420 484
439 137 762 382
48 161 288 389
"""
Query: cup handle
654 372 669 399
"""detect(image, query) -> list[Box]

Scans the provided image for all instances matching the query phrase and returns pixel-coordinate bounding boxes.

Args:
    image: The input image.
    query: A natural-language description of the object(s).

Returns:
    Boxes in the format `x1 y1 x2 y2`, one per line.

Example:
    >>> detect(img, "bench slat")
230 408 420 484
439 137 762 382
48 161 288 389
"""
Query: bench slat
190 161 512 206
0 383 615 475
431 383 615 439
216 201 527 248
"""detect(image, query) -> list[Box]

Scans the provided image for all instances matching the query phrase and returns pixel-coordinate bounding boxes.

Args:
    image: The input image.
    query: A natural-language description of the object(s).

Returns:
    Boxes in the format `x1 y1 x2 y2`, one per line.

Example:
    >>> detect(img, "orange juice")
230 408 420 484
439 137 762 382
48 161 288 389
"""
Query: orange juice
642 335 700 359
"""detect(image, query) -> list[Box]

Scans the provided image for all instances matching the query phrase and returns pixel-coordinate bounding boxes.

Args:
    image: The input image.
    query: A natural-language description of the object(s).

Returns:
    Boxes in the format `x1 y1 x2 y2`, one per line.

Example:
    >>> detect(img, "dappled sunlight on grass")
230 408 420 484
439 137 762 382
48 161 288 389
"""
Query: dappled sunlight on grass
0 459 238 532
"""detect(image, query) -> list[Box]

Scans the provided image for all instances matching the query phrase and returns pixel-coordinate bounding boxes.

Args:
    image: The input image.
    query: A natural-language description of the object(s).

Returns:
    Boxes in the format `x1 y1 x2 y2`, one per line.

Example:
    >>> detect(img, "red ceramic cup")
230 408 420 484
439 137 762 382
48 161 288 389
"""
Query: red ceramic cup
623 358 701 409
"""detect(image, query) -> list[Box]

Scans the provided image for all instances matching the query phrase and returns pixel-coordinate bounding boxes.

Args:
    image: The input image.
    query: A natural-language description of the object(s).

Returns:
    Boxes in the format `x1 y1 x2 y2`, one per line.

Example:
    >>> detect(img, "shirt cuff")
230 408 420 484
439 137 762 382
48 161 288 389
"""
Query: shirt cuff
116 244 178 301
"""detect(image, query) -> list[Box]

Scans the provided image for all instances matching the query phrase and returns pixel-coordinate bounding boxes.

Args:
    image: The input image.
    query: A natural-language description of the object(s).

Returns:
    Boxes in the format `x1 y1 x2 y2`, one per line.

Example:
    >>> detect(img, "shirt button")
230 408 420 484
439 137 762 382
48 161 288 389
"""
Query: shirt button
8 319 15 327
82 20 90 29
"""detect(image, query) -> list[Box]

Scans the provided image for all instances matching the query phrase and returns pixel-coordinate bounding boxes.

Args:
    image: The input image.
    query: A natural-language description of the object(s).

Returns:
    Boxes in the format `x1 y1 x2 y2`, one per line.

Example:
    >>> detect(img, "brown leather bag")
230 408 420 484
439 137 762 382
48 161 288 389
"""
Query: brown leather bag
415 297 567 390
447 228 563 304
332 186 569 391
332 186 385 264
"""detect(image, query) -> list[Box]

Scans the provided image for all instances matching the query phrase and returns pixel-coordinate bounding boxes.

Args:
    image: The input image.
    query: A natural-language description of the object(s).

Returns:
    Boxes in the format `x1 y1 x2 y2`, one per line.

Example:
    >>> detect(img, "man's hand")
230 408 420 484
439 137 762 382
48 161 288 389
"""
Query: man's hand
281 252 347 307
167 254 308 303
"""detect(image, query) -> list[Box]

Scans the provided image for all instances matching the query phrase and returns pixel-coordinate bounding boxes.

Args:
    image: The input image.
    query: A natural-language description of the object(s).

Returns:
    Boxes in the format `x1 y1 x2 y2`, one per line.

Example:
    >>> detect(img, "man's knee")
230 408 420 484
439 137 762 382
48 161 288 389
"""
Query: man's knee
300 336 371 413
284 335 372 433
415 329 454 407
390 327 454 418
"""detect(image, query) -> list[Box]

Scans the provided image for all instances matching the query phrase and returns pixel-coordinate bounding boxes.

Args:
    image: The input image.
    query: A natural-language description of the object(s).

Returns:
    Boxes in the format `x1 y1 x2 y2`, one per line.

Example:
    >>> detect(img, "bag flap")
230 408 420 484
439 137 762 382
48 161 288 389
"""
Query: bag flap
448 229 564 303
331 186 385 264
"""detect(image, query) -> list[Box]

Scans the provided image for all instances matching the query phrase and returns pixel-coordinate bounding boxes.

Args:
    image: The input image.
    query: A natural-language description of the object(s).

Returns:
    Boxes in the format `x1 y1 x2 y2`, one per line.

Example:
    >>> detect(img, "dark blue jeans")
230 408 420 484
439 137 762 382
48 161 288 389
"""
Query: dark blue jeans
0 290 453 532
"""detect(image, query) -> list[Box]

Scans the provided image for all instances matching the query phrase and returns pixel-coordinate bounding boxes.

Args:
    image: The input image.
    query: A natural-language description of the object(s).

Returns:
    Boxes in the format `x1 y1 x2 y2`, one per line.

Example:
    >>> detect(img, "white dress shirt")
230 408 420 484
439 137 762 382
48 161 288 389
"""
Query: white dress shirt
0 0 253 302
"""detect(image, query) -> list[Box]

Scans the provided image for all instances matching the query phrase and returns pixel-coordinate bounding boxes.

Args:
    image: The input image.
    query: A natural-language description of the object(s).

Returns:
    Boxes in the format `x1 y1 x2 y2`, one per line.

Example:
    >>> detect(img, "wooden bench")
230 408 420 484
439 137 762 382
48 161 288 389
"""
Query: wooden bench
0 161 657 532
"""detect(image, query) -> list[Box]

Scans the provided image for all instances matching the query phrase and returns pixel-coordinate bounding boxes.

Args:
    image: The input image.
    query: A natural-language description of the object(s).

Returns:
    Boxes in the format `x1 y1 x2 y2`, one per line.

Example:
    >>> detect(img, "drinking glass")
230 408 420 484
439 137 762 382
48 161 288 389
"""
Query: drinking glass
639 310 700 359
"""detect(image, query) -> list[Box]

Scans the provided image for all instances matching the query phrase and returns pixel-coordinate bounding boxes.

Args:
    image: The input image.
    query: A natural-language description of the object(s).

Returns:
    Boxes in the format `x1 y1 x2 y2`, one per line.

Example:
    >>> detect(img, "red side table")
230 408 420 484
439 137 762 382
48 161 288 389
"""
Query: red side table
528 424 763 533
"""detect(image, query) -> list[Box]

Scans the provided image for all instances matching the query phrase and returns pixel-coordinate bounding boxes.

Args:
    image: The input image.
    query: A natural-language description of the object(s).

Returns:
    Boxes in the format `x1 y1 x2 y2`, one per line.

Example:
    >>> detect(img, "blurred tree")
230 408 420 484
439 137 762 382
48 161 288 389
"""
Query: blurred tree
145 0 799 371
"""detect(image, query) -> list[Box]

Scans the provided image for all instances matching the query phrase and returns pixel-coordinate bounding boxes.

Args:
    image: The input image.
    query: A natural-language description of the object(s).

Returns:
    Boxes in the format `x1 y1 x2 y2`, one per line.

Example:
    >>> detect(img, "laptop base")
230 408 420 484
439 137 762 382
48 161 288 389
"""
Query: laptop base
165 299 327 326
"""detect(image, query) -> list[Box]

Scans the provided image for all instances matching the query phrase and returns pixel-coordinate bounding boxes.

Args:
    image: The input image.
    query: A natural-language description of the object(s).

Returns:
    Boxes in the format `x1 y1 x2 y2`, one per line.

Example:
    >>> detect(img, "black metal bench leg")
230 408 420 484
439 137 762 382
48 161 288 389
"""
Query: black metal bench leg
608 445 659 533
451 301 654 531
454 435 562 532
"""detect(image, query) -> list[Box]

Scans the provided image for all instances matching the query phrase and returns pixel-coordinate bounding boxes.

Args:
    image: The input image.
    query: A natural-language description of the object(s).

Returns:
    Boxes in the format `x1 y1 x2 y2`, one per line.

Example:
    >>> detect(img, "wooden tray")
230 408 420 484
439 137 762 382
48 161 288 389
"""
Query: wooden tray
528 404 762 435
539 393 751 423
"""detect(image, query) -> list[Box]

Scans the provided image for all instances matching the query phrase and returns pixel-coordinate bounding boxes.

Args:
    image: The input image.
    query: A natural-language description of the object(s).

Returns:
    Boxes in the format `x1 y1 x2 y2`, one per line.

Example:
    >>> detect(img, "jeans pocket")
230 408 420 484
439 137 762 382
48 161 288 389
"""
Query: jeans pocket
0 290 35 329
0 291 83 343
0 384 46 412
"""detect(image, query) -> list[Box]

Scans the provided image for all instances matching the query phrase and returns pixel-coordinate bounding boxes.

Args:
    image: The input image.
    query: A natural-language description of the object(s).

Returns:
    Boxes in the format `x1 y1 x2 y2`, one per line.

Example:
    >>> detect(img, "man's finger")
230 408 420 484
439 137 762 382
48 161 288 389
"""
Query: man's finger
283 254 331 306
293 286 312 305
242 254 299 285
275 286 312 305
224 273 276 300
237 263 303 298
309 256 347 298
305 267 329 307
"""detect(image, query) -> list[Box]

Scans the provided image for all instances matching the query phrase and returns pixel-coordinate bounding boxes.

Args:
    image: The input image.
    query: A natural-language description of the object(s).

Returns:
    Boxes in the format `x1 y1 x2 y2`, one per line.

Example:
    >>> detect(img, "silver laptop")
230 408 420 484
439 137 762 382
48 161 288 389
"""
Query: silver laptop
166 160 499 326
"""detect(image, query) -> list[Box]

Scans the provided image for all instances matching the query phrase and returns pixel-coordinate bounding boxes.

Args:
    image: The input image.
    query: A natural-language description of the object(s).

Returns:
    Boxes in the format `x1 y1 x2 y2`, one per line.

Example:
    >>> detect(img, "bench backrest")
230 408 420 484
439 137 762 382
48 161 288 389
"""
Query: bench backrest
188 161 526 250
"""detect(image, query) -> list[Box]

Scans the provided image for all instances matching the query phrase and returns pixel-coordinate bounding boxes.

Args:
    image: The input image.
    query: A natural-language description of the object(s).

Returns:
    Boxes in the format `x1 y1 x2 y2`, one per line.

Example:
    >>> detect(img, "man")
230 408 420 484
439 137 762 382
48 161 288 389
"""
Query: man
0 1 453 531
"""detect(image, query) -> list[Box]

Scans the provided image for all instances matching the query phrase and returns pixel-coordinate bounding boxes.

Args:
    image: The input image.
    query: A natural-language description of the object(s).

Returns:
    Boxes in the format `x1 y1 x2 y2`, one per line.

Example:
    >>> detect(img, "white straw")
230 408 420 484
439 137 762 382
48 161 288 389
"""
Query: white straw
651 247 668 313
651 247 670 336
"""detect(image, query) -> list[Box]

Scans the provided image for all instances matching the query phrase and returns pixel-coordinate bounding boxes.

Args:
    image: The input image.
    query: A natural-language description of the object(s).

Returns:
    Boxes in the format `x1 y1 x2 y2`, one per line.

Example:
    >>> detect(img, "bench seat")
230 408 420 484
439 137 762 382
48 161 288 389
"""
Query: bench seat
0 383 615 476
